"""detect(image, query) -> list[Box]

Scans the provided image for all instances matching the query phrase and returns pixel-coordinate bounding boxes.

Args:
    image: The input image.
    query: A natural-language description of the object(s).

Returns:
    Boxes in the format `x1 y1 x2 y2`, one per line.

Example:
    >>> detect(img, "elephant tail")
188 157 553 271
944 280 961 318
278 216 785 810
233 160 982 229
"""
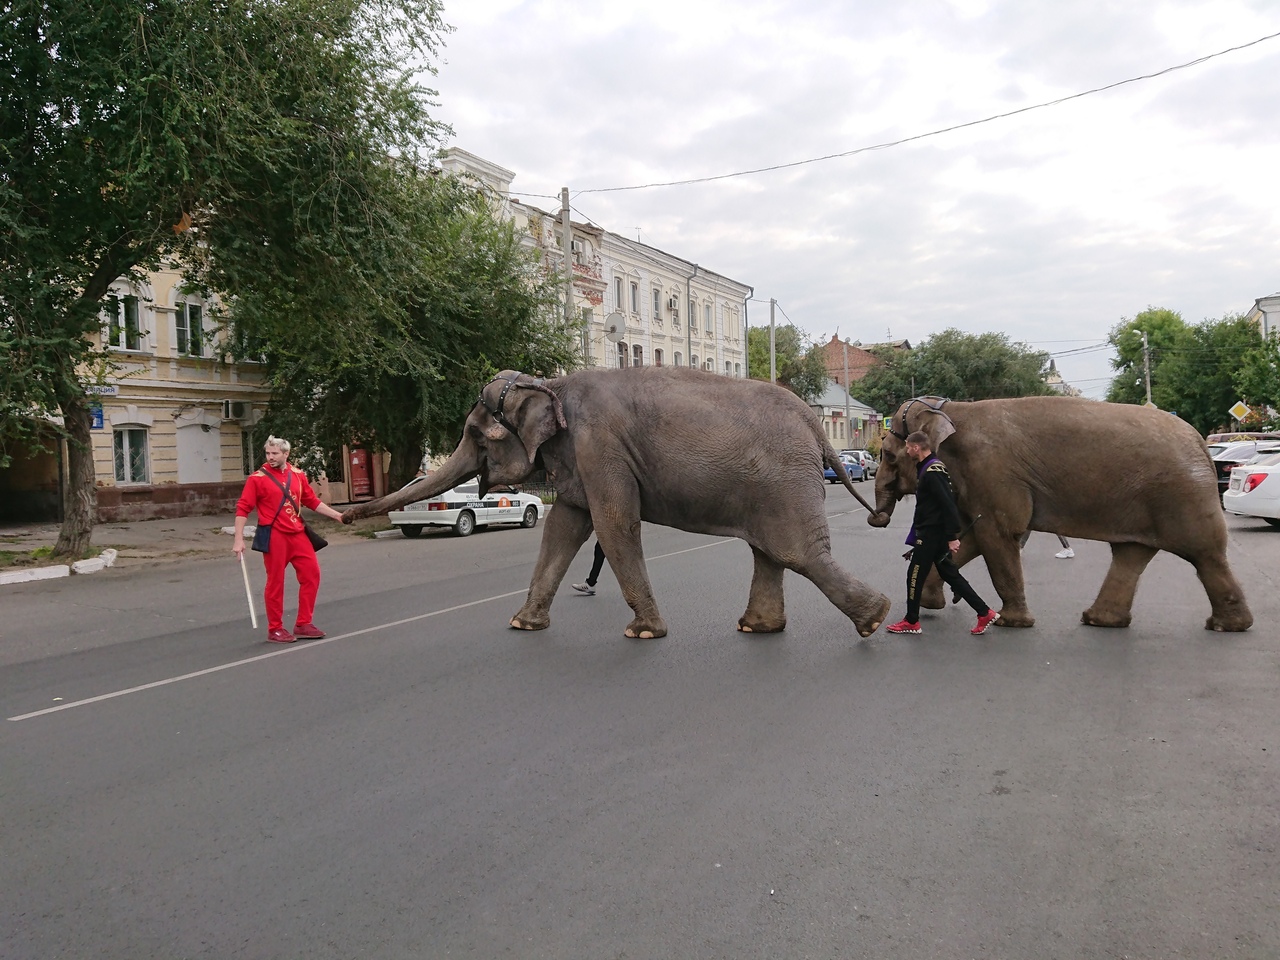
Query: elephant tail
822 442 877 514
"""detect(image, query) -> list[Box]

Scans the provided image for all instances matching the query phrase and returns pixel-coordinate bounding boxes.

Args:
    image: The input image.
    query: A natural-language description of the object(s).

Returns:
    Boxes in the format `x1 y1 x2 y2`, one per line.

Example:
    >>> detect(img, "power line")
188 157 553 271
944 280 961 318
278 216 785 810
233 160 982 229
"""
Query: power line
576 29 1280 195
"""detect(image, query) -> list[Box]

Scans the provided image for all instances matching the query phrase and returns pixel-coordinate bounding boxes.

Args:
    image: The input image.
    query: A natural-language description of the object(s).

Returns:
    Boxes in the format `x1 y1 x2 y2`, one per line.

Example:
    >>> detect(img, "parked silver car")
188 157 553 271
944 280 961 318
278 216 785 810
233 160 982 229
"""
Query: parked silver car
839 449 878 479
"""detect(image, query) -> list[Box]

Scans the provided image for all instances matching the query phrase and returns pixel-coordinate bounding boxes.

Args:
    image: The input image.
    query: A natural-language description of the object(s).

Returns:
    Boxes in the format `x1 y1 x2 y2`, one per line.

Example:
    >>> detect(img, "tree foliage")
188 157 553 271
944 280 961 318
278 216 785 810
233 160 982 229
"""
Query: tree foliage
245 173 583 490
850 328 1052 414
1234 333 1280 428
1106 308 1262 435
1 0 449 553
747 324 829 403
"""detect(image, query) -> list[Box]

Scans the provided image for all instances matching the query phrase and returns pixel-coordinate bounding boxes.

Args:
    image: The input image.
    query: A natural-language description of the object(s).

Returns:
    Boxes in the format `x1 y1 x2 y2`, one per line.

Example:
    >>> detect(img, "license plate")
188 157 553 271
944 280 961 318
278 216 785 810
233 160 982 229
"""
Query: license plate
1229 476 1242 491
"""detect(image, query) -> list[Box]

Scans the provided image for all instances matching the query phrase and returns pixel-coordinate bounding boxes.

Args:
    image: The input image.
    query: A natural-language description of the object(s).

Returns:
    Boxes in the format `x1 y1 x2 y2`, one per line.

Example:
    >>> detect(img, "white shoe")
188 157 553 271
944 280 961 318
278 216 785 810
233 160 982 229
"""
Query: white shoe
1055 548 1074 559
571 582 595 595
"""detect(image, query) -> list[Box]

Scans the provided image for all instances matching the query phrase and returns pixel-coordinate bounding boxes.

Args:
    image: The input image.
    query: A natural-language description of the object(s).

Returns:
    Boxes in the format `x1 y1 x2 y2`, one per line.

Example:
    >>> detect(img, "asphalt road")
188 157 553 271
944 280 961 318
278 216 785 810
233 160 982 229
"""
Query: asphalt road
2 492 1278 959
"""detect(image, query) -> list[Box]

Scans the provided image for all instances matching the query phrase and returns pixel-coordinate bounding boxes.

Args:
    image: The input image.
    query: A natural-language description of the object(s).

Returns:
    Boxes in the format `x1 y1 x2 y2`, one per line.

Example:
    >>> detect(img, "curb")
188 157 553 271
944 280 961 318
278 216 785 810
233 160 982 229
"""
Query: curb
1 548 118 586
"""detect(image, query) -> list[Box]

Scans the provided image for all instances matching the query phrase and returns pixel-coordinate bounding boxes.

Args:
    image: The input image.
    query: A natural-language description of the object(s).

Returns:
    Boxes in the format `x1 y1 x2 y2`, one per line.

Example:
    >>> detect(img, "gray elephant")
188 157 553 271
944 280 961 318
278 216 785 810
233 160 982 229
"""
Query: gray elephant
344 367 892 639
867 396 1252 632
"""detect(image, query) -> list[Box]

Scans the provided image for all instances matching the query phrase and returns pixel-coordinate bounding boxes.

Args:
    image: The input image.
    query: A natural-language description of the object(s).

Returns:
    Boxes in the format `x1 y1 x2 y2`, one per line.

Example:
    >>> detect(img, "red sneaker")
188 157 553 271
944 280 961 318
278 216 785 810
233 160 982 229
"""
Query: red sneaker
886 618 922 635
293 623 326 639
267 628 296 643
971 609 999 635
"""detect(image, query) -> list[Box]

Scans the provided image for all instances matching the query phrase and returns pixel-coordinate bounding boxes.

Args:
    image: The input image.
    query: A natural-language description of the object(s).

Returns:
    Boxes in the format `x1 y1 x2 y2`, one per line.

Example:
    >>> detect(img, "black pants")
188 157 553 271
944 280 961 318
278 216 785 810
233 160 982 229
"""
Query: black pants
906 529 989 623
585 541 606 586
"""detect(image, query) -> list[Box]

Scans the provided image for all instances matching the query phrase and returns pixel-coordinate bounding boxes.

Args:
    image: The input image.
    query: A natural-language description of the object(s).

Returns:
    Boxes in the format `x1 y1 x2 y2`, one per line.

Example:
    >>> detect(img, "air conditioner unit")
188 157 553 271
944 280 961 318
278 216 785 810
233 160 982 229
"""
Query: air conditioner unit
667 296 679 311
570 239 584 254
221 400 250 421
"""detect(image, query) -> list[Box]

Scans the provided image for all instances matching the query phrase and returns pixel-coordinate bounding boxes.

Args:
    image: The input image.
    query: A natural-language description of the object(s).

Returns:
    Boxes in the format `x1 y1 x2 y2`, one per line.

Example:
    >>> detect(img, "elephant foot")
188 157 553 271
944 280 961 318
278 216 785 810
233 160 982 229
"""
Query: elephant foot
1081 607 1131 628
854 594 893 639
509 606 550 631
995 608 1035 629
738 614 786 633
920 584 946 610
625 616 668 640
1205 611 1253 632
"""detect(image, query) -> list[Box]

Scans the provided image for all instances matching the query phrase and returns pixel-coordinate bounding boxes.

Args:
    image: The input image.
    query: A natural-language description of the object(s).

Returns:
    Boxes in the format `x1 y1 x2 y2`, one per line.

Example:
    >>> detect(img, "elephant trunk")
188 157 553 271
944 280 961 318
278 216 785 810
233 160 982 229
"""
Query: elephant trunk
342 441 479 523
866 486 896 528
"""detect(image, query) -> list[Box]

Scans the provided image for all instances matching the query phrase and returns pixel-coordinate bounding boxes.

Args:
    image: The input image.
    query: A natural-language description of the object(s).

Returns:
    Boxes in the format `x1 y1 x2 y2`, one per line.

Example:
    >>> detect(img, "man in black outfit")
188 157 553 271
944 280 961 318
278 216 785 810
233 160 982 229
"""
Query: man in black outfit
887 431 999 636
571 540 607 596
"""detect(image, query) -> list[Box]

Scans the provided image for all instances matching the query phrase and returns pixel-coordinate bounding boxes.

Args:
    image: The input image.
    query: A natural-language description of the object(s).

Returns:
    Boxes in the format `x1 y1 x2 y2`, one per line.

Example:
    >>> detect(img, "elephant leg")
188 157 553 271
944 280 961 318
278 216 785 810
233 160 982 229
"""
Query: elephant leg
739 547 786 633
586 490 666 639
510 502 592 631
789 548 892 639
1190 551 1253 632
1083 542 1157 628
975 535 1035 627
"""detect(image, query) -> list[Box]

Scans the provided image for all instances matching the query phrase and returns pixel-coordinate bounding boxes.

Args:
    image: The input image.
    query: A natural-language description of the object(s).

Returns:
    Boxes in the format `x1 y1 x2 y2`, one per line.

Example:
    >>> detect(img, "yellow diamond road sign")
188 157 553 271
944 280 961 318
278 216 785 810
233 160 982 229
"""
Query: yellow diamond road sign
1229 401 1250 421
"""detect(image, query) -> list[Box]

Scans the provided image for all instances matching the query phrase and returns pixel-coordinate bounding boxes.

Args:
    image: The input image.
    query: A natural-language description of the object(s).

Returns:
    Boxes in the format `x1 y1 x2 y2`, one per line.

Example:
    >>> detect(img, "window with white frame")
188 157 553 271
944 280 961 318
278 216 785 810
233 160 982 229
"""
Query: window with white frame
652 288 661 320
724 361 731 375
632 344 644 367
654 348 664 367
103 294 143 351
113 428 149 483
175 300 204 357
614 277 623 310
691 354 699 368
734 362 741 377
688 298 696 323
703 357 713 371
674 351 682 367
704 302 713 333
630 282 639 314
617 341 628 368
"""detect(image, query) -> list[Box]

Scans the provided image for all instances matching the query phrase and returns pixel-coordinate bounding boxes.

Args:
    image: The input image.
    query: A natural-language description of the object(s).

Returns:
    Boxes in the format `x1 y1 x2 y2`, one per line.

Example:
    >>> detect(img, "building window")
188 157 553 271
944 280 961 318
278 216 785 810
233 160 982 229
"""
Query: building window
632 344 644 367
654 348 664 367
630 282 639 314
614 277 623 310
113 428 149 484
103 294 142 351
691 354 698 369
674 351 682 367
176 301 203 357
734 362 741 377
704 302 713 334
689 299 696 323
724 361 731 375
703 358 713 371
652 288 661 319
617 341 628 369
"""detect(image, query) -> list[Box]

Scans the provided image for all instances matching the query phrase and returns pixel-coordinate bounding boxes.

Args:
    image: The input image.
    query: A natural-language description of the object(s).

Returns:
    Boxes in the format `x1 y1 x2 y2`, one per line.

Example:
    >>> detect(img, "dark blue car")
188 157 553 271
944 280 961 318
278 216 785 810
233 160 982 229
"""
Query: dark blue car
824 456 865 483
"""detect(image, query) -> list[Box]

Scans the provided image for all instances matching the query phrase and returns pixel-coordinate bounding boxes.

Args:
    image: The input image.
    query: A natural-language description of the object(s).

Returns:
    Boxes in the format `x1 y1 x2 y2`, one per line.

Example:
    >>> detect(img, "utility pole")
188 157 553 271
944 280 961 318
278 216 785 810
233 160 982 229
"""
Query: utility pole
842 338 850 446
560 188 580 356
1140 330 1153 406
769 299 777 384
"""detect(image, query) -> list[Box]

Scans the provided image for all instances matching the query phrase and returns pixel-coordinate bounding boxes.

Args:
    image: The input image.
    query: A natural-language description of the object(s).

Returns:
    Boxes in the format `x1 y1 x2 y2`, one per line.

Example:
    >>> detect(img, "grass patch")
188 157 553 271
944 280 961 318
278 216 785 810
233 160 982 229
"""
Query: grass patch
0 545 102 569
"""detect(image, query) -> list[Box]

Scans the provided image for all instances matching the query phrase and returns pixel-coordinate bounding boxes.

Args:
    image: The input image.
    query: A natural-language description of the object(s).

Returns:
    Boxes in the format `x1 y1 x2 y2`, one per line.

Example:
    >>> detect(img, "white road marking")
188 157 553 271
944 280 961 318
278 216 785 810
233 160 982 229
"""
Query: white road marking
7 538 736 722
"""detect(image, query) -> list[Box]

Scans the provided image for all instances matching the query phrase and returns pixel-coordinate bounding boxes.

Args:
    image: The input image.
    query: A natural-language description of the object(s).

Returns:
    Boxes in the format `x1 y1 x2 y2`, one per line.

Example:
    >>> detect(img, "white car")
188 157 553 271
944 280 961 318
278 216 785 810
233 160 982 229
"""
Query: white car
1222 451 1280 527
387 480 547 537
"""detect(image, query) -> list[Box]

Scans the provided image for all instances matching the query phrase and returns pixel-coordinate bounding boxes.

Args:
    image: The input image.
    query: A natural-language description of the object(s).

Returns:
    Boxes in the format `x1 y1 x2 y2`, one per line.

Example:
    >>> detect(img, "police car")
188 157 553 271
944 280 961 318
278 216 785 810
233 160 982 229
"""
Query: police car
387 480 547 538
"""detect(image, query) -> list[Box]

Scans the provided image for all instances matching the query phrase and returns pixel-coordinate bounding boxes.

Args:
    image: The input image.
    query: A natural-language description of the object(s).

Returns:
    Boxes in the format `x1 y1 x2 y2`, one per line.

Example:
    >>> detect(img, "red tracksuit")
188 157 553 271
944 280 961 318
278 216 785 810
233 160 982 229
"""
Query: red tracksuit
236 463 323 631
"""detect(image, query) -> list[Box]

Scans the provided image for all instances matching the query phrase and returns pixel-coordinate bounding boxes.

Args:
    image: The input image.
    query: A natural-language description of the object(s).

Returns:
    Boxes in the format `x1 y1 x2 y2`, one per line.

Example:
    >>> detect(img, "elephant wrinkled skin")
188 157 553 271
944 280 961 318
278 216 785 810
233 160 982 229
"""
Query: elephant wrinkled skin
869 396 1252 633
344 367 890 640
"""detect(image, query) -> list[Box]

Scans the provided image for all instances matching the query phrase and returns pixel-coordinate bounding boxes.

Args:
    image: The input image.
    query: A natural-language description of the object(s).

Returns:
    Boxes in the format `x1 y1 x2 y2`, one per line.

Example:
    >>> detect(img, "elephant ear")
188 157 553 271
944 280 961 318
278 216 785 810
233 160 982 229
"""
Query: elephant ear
511 388 562 464
903 397 956 450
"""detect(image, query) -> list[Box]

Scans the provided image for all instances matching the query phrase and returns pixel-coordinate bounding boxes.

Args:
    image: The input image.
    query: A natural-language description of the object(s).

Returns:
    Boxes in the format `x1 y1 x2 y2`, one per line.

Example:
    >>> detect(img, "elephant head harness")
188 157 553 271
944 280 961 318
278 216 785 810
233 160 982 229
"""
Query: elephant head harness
478 373 567 443
890 396 953 440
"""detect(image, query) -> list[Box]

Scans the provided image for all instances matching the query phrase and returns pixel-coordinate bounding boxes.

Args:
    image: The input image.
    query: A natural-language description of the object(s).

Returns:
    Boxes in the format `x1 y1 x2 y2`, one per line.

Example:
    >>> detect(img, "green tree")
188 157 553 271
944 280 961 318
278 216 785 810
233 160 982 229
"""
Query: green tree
1235 332 1280 428
1 0 448 555
1104 307 1187 406
247 174 582 491
1152 314 1261 435
747 324 829 402
851 328 1052 414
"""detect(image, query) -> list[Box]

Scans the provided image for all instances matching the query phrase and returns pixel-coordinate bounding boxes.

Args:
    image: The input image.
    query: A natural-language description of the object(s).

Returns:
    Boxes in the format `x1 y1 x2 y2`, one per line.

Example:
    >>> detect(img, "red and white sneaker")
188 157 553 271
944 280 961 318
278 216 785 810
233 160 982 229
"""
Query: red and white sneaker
971 609 999 635
886 618 922 635
267 628 296 643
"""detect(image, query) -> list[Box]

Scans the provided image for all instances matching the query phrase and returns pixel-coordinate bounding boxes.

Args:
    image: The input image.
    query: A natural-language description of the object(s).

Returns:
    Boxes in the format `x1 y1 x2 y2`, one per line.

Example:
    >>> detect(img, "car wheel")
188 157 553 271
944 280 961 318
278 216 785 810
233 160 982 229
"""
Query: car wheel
400 524 423 538
521 505 539 528
455 511 476 537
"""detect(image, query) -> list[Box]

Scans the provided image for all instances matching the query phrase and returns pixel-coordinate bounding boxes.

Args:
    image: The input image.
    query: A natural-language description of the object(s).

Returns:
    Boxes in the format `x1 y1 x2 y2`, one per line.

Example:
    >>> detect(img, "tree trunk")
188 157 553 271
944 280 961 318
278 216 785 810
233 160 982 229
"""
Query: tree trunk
387 439 426 493
53 395 97 558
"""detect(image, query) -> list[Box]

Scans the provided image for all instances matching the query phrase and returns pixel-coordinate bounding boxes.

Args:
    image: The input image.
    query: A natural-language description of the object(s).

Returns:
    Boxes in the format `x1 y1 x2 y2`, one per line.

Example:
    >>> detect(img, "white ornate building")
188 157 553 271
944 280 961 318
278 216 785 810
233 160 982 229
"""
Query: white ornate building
441 148 752 375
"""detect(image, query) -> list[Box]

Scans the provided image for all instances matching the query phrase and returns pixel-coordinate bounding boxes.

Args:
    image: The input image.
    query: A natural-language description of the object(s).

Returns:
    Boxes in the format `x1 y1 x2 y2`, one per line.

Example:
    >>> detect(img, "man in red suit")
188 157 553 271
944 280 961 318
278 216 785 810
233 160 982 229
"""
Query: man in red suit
233 436 346 643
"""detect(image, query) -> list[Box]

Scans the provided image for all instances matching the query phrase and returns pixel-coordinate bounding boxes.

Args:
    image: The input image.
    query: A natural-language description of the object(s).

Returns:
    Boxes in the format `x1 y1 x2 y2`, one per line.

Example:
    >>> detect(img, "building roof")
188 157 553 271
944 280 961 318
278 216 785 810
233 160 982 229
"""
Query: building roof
810 380 879 417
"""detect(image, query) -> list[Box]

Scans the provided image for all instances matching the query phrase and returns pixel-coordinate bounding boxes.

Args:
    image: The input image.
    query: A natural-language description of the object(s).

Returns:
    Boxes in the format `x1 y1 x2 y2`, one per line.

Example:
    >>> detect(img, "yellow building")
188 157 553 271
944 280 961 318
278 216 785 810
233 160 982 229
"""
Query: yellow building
1 263 275 522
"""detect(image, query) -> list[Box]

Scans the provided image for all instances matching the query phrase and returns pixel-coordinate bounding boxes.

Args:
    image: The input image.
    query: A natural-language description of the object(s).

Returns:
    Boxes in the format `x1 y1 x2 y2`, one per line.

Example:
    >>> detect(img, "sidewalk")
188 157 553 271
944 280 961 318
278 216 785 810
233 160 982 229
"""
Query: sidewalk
0 511 393 574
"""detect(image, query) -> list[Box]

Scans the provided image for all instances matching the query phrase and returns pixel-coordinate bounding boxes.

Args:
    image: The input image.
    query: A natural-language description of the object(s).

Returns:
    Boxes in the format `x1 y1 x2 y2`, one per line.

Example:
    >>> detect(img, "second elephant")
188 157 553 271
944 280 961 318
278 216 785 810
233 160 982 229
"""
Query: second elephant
867 395 1252 632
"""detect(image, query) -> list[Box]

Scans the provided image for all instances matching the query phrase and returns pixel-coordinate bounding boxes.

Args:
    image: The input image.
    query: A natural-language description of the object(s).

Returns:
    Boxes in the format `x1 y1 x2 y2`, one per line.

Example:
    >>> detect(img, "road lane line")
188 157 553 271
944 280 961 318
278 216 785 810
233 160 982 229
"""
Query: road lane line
7 538 736 722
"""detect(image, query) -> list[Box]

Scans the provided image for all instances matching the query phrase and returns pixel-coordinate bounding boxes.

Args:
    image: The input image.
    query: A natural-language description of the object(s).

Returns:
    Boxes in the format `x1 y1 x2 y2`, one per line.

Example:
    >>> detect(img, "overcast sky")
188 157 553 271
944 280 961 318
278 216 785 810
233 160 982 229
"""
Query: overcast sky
430 0 1280 398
